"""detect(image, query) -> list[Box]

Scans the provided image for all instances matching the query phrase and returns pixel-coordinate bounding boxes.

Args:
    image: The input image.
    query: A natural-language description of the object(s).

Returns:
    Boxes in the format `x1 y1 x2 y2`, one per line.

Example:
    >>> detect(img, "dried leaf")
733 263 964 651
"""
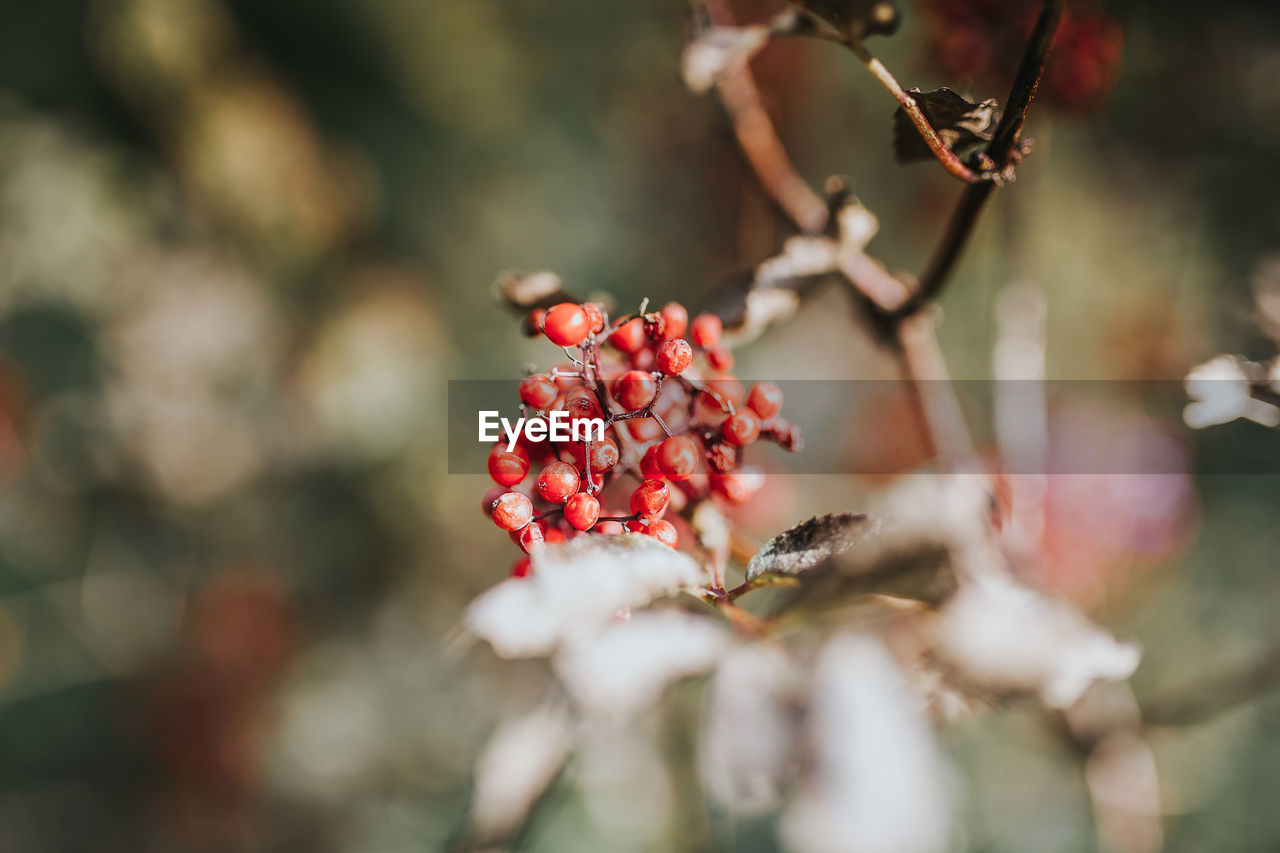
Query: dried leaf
492 269 576 312
681 25 770 95
700 643 801 814
781 632 949 853
746 512 870 580
788 0 900 38
893 88 1000 164
469 703 572 842
934 571 1141 708
464 536 705 658
553 609 728 717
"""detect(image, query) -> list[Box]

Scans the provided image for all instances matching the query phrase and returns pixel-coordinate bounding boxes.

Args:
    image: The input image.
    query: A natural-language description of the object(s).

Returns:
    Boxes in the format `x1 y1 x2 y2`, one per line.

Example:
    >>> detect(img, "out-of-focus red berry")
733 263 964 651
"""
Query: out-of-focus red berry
608 318 646 354
612 370 658 411
747 382 784 419
690 313 722 348
660 302 688 341
656 435 699 481
488 444 530 487
646 519 679 548
721 411 761 446
519 374 559 409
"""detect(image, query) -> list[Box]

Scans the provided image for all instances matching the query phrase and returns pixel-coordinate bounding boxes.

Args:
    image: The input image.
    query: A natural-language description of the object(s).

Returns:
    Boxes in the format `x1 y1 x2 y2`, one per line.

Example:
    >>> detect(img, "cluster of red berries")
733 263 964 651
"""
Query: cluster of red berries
484 299 802 578
921 0 1122 112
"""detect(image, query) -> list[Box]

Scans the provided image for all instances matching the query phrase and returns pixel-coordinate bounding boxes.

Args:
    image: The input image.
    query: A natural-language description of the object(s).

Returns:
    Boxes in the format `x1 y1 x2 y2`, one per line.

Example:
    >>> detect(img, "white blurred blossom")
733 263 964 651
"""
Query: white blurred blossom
701 642 800 814
782 632 950 853
1183 354 1278 428
553 609 728 717
464 536 705 658
681 25 770 94
470 703 572 842
934 571 1140 708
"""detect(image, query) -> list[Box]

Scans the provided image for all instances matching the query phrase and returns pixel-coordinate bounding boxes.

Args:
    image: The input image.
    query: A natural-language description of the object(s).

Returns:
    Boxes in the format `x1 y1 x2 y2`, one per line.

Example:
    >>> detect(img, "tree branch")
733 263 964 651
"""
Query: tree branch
895 0 1065 318
698 0 829 233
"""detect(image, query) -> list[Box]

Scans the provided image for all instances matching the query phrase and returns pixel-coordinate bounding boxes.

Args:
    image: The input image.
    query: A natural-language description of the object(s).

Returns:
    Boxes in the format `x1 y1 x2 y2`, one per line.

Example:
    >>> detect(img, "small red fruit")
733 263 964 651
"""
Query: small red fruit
536 461 581 503
690 313 722 348
721 411 761 446
706 347 734 371
596 518 624 535
583 302 606 334
522 308 546 337
660 302 688 340
487 444 530 487
627 417 665 442
612 370 657 411
747 382 784 419
517 522 545 553
640 444 664 479
608 317 646 354
646 519 679 549
625 519 648 534
656 339 693 375
519 374 559 409
656 435 699 481
492 492 534 531
543 303 592 347
587 438 619 474
511 557 532 578
481 484 506 516
630 479 670 517
565 492 600 531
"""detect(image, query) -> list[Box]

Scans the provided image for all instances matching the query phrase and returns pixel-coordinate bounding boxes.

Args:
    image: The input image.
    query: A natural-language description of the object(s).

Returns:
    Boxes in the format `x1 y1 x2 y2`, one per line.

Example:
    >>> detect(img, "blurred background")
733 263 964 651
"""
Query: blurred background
1 0 1279 850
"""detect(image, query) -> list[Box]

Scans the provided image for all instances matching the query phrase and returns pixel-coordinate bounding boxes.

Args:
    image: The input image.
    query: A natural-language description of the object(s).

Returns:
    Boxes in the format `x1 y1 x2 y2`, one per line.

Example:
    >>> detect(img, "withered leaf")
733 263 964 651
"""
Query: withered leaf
746 512 870 580
788 0 900 38
893 88 1000 164
492 269 578 312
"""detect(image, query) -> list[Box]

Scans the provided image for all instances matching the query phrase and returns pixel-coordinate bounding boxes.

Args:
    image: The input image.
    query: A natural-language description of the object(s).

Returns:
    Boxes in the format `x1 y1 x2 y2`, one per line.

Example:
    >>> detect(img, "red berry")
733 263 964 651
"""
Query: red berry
626 417 665 442
656 435 699 481
640 444 664 479
747 382 784 419
543 303 591 347
492 492 534 531
710 469 764 504
702 376 745 409
481 484 507 516
597 518 624 535
612 370 657 411
706 346 734 371
630 348 656 371
625 519 647 534
587 438 619 474
510 557 532 578
517 522 545 553
583 302 606 334
536 461 580 503
522 308 546 337
707 442 736 473
608 318 646 354
519 374 559 409
565 492 600 531
544 528 568 544
630 479 670 517
660 302 688 340
690 313 722 348
721 411 761 446
488 444 530 487
646 519 679 549
656 339 693 375
642 312 666 340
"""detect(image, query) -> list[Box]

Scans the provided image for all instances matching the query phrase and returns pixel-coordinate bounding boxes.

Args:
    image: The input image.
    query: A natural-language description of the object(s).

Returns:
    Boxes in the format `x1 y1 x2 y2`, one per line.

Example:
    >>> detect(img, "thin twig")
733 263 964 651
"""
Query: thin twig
698 0 829 233
896 310 979 469
842 38 983 184
895 0 1065 317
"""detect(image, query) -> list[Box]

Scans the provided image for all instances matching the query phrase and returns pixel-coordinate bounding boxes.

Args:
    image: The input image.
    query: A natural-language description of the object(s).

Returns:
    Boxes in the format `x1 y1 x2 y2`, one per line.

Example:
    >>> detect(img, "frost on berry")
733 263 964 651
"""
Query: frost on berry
463 536 705 658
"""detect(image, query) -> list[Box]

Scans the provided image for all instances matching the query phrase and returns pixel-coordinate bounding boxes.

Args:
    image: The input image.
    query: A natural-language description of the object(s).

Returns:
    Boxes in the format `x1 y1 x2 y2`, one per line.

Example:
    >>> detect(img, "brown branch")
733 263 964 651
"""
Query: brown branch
699 0 829 233
895 0 1065 318
895 310 978 470
842 38 983 184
